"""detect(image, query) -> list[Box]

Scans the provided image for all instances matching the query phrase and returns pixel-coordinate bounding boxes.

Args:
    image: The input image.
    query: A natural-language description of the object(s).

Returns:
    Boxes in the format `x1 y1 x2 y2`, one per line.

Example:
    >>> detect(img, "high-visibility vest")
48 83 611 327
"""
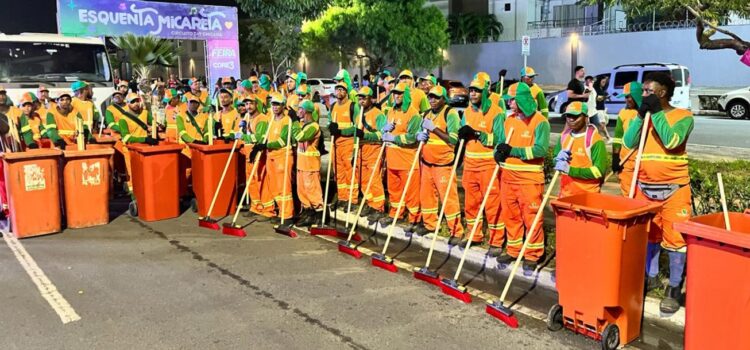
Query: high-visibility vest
464 104 503 171
218 108 240 137
422 105 456 166
267 115 293 159
71 97 95 125
385 105 420 170
296 122 321 172
360 106 383 162
502 112 547 184
46 107 81 137
639 108 692 185
177 111 208 142
618 109 638 172
121 108 150 142
560 125 602 193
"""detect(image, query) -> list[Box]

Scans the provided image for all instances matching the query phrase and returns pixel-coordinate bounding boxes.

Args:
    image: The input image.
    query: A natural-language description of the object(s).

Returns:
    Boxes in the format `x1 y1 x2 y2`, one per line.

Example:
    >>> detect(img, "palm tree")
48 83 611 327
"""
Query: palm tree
110 34 180 81
448 13 504 44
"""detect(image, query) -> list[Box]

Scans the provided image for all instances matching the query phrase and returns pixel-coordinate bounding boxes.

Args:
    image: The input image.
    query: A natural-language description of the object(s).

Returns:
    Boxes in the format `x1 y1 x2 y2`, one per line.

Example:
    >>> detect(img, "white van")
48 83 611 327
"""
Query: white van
0 33 114 106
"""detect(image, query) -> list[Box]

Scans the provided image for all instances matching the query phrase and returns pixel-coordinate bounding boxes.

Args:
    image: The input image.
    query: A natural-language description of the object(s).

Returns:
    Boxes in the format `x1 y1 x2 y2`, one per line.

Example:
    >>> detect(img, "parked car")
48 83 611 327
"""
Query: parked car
547 63 692 118
307 78 337 102
718 87 750 119
439 79 469 107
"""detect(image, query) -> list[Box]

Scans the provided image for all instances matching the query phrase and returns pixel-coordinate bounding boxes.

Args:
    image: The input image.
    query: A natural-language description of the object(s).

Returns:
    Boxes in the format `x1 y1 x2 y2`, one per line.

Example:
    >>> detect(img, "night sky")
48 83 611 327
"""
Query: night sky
0 0 241 34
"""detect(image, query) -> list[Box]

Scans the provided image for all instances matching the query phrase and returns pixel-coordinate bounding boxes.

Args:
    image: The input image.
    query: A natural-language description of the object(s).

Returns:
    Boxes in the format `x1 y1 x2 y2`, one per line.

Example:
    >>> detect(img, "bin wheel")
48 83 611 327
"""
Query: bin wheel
128 201 138 217
601 324 620 350
546 304 564 332
190 198 198 213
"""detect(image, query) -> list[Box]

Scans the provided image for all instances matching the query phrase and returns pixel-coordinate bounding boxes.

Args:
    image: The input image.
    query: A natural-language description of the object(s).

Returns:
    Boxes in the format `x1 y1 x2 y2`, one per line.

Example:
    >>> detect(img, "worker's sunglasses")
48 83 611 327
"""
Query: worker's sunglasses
271 102 283 106
391 91 403 96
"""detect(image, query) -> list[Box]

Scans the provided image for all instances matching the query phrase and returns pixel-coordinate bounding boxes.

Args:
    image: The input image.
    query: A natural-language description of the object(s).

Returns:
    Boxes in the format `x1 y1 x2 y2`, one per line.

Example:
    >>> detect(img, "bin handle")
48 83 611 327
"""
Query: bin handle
551 201 575 216
578 207 609 228
744 209 750 216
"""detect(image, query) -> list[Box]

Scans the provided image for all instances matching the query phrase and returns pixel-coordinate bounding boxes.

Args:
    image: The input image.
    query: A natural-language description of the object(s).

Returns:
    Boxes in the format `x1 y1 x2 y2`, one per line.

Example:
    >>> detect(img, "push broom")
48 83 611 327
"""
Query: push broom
338 142 387 258
441 129 514 303
628 112 651 198
486 134 576 328
198 130 241 230
221 116 276 237
414 139 465 286
718 173 732 231
344 107 365 232
273 116 298 238
371 135 426 273
310 111 341 237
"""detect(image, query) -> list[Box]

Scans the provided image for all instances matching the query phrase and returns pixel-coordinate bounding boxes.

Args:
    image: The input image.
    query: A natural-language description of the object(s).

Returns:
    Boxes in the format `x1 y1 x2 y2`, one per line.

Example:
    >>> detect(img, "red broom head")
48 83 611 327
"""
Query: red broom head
221 223 247 237
371 254 398 273
274 225 298 238
413 268 441 286
440 279 472 303
485 301 518 328
310 225 339 237
198 219 220 230
337 242 362 259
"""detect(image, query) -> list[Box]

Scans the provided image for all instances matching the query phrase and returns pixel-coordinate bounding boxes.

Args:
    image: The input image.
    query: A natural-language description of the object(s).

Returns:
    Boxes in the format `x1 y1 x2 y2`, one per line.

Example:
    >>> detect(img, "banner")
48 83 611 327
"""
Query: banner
206 40 241 90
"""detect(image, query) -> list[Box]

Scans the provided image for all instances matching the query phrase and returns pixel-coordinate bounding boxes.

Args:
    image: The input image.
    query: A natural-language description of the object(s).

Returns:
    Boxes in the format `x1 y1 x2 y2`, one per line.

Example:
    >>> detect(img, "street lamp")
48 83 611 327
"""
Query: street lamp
439 49 447 80
570 33 579 79
356 47 366 87
300 52 307 74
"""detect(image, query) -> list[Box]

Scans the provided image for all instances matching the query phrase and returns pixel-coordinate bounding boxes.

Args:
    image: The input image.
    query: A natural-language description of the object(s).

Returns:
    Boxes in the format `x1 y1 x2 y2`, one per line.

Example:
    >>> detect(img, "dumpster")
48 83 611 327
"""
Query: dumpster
549 193 661 350
62 148 114 228
674 211 750 350
188 142 239 217
3 149 63 238
128 142 184 221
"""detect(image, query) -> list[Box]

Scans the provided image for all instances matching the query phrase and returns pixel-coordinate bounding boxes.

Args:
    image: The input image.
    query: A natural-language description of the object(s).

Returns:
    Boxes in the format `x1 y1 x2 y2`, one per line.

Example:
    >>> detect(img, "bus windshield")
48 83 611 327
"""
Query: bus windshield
0 41 111 84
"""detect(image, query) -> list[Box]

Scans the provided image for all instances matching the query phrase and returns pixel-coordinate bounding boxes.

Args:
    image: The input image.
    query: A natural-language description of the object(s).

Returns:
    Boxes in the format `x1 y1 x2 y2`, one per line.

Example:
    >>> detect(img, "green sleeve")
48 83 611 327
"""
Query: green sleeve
119 119 146 143
147 110 153 125
536 91 549 118
445 110 461 146
105 109 122 133
478 110 505 147
294 122 319 142
19 115 34 145
509 120 550 159
419 95 430 113
363 112 386 142
612 114 624 153
394 113 420 146
247 120 269 144
460 113 467 127
267 123 296 150
552 137 562 156
176 115 195 143
44 113 60 142
340 103 361 137
622 116 643 150
651 112 694 150
569 140 607 179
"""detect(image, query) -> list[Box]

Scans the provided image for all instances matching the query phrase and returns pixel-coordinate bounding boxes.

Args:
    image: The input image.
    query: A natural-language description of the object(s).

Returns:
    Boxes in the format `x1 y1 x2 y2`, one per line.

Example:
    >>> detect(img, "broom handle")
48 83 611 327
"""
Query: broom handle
603 147 636 183
499 136 574 303
320 110 338 226
718 172 732 231
279 117 293 225
204 138 239 218
229 116 276 225
452 129 515 280
345 142 387 242
345 107 365 228
424 139 464 268
381 139 425 255
628 112 651 198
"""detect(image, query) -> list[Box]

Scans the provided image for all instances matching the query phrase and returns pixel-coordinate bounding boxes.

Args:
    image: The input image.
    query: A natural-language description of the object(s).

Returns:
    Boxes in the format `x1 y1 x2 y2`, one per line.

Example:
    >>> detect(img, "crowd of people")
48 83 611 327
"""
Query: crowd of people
0 65 694 315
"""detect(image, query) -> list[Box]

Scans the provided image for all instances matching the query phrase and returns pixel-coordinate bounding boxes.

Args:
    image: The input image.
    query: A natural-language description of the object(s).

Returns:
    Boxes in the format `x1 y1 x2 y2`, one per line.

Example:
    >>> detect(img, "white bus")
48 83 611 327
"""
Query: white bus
0 33 114 107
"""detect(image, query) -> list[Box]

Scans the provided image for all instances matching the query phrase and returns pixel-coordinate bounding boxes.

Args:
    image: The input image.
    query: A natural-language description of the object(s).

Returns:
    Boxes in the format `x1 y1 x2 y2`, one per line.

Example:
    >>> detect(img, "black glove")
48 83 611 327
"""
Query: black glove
145 136 159 146
252 143 267 152
54 140 67 149
328 122 340 137
83 128 91 140
288 109 299 122
638 94 662 118
612 153 623 173
224 137 233 143
213 121 224 138
355 128 365 139
494 143 512 164
26 143 39 149
88 137 99 144
458 125 480 140
193 140 207 145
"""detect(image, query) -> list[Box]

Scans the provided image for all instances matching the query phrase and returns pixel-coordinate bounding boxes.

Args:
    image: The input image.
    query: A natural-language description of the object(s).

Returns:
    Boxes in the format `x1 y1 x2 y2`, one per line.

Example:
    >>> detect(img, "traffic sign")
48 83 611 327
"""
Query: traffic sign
521 35 531 56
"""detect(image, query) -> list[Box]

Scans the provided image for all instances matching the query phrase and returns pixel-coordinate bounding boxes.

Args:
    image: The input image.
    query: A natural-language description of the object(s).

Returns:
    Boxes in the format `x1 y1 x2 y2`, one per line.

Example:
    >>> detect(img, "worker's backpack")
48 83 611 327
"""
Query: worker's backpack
560 124 597 160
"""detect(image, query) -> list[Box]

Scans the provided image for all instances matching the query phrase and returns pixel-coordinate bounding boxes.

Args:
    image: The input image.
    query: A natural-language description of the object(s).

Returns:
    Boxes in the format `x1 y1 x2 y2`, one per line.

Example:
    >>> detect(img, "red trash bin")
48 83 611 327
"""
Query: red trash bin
62 148 114 228
188 142 239 217
128 142 184 222
3 149 63 238
549 193 661 350
674 211 750 350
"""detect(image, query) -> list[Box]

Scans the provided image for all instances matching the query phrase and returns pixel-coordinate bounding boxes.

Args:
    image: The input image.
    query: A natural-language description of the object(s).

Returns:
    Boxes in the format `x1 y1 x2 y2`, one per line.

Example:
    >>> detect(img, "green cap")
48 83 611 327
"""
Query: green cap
623 82 644 108
298 99 315 113
514 82 538 117
563 101 588 117
71 80 89 92
240 79 252 89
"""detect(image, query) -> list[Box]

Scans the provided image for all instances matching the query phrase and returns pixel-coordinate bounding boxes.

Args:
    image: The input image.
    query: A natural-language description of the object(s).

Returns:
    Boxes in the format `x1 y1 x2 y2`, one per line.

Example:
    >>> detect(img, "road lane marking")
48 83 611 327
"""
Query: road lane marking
2 233 81 324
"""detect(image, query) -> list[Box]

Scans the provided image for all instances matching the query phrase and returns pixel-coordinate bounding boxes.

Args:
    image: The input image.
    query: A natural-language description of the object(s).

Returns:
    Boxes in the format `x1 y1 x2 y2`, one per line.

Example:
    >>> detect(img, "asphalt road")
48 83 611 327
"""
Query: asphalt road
2 200 598 350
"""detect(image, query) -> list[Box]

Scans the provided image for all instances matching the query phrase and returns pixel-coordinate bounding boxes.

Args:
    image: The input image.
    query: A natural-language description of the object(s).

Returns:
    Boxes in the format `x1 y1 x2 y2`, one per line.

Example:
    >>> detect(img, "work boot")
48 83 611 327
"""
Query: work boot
378 215 394 227
447 235 462 246
523 259 539 272
414 225 432 236
367 210 383 224
359 206 372 217
487 246 503 258
459 238 482 249
336 201 349 212
295 209 313 227
255 214 272 223
243 210 259 219
496 254 515 265
646 276 662 293
660 286 682 314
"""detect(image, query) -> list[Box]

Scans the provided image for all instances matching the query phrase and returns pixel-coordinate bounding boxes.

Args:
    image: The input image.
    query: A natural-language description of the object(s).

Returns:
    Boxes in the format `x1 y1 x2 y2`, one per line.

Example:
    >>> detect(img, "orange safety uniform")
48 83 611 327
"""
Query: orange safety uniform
498 111 550 261
556 126 607 198
71 97 96 128
116 108 152 192
295 120 323 210
164 102 184 142
420 105 464 237
614 109 638 196
461 104 505 245
241 112 275 217
43 106 84 145
358 106 387 212
263 115 300 219
331 99 360 204
217 107 241 139
385 105 422 223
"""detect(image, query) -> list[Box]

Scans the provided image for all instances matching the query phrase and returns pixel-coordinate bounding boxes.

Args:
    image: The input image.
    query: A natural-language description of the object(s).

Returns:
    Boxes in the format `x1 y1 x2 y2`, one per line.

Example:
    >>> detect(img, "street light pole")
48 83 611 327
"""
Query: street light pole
570 33 579 79
357 47 365 87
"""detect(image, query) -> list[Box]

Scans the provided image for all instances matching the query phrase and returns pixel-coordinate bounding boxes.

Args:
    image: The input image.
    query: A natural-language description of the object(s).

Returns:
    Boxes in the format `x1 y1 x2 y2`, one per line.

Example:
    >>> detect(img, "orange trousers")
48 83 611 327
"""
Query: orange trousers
358 146 385 212
619 169 634 196
264 154 294 220
462 169 504 246
297 170 323 210
335 138 359 204
501 181 545 261
115 141 133 192
387 168 420 223
245 157 275 217
635 184 691 251
420 163 464 237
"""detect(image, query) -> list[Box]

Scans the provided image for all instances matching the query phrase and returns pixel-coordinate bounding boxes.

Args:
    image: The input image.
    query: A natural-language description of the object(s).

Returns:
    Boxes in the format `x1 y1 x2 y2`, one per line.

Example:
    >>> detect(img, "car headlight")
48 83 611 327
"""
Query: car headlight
718 95 727 102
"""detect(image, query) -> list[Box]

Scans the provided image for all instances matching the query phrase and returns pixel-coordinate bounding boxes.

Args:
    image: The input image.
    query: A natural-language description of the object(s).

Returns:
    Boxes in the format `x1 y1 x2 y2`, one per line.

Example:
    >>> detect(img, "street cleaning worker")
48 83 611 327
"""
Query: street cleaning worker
183 77 212 112
163 88 183 142
36 85 56 120
457 76 505 253
397 70 430 113
239 94 275 220
116 93 157 194
17 93 44 149
328 81 361 211
520 66 549 118
333 69 359 103
622 72 694 314
356 86 387 223
553 101 607 197
493 82 550 271
285 72 299 111
259 93 300 228
250 75 271 112
176 94 209 145
380 82 422 229
473 72 505 111
417 74 437 94
43 92 94 149
295 84 323 120
378 76 396 111
71 81 99 131
416 85 464 238
293 99 323 227
105 90 128 134
216 88 241 142
611 81 642 195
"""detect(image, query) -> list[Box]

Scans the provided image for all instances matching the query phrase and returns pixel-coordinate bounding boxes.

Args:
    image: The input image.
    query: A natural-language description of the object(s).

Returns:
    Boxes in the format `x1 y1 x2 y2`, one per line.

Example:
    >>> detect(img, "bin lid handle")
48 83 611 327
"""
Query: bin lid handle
744 209 750 216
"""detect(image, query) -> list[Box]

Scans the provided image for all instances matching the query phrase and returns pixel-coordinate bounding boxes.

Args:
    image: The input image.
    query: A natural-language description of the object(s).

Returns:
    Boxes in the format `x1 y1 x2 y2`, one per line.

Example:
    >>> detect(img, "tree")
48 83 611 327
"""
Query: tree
597 0 750 56
110 34 180 81
301 0 449 72
448 13 503 44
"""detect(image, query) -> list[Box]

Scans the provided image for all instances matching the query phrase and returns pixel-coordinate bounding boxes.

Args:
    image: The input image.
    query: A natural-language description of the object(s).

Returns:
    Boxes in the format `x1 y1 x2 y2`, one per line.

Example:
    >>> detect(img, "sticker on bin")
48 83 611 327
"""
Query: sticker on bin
81 161 102 186
23 164 46 191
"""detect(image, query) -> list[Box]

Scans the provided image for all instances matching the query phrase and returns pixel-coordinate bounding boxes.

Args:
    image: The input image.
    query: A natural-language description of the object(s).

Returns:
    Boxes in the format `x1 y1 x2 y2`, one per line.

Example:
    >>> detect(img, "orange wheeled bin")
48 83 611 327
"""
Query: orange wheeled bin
62 148 114 228
549 193 661 350
128 142 184 221
188 142 239 217
674 211 750 350
3 149 63 238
